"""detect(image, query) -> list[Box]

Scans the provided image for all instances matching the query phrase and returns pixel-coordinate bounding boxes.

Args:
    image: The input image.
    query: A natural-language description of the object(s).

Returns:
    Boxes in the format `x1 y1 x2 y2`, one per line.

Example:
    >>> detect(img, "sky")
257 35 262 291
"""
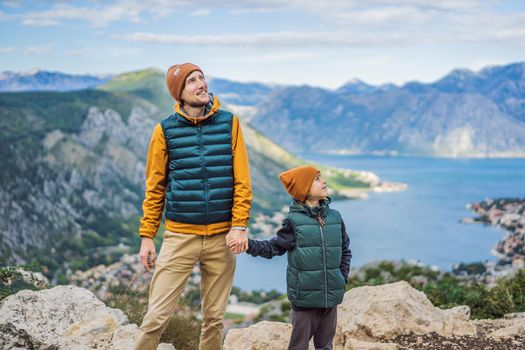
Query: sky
1 0 525 89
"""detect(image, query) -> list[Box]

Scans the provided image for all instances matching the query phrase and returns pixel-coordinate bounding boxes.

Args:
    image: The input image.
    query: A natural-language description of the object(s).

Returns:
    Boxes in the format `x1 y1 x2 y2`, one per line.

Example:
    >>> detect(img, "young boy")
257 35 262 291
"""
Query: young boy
245 165 351 350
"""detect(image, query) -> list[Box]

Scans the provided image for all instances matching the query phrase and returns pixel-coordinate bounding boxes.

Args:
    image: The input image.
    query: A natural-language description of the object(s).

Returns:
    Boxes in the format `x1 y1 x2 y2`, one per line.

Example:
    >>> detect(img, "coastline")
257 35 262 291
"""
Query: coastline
324 149 525 159
462 198 525 286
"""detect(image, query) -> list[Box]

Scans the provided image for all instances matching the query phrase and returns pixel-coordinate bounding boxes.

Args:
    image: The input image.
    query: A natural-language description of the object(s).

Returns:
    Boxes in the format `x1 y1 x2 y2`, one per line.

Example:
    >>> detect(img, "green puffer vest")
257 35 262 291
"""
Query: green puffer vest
160 110 234 224
286 198 346 308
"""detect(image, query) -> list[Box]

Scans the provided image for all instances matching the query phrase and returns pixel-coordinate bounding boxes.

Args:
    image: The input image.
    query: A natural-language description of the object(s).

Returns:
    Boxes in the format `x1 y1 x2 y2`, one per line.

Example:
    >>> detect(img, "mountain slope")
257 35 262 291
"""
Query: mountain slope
252 62 525 157
0 90 155 273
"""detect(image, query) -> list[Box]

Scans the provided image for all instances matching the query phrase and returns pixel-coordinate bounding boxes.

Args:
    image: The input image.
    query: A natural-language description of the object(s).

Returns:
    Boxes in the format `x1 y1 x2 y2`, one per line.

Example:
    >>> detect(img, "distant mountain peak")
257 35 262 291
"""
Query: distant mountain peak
337 78 376 94
22 67 42 76
347 77 366 84
444 68 476 81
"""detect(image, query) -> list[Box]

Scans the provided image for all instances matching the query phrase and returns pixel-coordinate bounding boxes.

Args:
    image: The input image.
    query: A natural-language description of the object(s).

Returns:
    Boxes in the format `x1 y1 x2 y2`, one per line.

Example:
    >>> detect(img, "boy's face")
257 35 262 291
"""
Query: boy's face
180 70 209 107
308 172 328 200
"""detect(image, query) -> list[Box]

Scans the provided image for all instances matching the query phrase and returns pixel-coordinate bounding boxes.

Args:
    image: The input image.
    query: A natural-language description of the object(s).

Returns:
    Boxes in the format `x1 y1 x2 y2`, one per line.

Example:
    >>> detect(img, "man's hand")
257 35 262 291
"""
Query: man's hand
226 228 248 254
139 237 156 272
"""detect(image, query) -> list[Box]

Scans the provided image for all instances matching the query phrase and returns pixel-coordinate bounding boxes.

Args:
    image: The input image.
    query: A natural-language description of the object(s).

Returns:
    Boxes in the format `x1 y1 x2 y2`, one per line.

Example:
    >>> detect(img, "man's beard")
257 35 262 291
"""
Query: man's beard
184 98 208 108
184 94 210 108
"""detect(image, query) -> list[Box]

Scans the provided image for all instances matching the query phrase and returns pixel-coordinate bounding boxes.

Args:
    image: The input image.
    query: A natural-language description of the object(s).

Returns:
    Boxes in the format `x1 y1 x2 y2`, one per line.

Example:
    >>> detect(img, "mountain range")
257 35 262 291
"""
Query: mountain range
0 69 112 92
5 62 524 157
251 62 525 156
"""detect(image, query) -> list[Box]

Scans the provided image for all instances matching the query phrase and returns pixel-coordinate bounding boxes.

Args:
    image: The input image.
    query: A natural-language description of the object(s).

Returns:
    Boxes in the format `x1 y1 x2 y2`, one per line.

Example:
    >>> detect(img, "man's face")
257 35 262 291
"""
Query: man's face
308 172 328 200
180 70 209 107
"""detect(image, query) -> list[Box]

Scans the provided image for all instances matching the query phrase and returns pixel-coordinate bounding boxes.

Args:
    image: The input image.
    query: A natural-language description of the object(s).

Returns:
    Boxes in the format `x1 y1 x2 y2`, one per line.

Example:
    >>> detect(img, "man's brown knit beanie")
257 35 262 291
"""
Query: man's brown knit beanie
166 63 203 101
279 166 320 202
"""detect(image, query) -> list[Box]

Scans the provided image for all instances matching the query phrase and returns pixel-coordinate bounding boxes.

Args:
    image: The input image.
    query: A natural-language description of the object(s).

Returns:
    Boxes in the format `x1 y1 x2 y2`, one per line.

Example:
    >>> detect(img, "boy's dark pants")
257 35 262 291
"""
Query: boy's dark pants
288 306 337 350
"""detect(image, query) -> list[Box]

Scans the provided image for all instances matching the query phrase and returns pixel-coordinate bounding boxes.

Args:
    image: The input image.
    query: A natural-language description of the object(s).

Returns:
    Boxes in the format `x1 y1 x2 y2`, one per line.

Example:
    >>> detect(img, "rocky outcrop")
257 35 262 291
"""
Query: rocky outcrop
335 280 476 344
478 312 525 340
3 281 525 350
224 321 300 350
69 254 151 299
224 281 525 350
0 285 174 350
0 103 154 266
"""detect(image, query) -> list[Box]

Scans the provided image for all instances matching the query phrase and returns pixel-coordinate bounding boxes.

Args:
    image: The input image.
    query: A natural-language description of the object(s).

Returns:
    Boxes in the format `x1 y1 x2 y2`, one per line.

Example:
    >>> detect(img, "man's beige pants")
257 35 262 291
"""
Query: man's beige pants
133 230 236 350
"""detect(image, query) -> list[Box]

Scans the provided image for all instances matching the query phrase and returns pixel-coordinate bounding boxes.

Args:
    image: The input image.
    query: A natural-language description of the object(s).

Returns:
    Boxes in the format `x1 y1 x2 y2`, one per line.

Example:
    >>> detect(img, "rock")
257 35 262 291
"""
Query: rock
504 312 525 320
110 324 174 350
488 317 525 340
223 321 314 350
0 285 175 350
346 339 398 350
222 322 396 350
335 281 477 346
111 324 142 350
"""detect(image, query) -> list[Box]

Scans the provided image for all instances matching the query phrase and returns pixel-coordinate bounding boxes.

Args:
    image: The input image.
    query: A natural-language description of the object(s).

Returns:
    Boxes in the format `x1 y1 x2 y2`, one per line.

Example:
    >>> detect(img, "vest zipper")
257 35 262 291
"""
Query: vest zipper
319 224 328 308
197 125 209 222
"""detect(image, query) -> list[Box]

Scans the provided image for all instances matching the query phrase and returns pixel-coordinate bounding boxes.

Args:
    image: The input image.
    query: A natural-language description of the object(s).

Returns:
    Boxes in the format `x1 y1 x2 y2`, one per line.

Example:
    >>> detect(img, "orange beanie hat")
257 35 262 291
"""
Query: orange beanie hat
279 166 320 202
166 63 203 101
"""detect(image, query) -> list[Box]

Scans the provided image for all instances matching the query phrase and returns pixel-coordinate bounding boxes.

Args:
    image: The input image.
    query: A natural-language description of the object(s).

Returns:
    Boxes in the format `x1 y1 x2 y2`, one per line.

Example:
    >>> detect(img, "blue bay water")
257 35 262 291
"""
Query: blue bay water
233 155 525 293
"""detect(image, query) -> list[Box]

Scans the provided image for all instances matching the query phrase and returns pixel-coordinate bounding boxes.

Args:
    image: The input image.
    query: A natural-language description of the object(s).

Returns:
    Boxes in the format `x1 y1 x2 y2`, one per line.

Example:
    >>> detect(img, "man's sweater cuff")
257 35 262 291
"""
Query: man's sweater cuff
232 219 248 227
139 232 155 239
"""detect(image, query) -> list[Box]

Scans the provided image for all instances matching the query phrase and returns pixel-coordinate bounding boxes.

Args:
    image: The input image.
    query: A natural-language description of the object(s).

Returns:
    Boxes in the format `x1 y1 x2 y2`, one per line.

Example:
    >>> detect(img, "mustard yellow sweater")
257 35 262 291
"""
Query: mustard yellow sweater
138 96 252 238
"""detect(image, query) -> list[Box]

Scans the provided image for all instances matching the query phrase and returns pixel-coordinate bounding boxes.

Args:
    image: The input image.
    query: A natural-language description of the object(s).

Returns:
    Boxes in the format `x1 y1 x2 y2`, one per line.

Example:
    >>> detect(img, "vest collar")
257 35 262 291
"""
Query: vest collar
290 197 331 218
173 94 221 125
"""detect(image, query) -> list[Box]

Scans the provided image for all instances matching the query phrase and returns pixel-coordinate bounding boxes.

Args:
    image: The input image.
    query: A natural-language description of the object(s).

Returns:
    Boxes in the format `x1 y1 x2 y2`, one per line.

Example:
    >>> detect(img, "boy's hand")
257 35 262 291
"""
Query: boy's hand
139 237 156 272
226 228 248 254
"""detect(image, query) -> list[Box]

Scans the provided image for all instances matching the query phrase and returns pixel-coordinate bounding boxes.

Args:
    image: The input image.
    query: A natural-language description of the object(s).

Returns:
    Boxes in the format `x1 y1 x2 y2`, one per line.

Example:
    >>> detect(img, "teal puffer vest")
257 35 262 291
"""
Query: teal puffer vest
160 110 234 224
286 198 346 308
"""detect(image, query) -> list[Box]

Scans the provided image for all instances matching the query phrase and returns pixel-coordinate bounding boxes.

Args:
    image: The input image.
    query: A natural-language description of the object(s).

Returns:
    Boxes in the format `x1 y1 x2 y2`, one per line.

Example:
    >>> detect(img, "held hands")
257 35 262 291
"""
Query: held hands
226 228 248 254
139 237 156 272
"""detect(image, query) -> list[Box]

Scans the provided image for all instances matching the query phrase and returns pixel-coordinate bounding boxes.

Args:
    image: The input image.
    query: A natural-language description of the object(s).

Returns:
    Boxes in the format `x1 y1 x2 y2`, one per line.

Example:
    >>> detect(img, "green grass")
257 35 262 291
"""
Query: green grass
224 312 245 323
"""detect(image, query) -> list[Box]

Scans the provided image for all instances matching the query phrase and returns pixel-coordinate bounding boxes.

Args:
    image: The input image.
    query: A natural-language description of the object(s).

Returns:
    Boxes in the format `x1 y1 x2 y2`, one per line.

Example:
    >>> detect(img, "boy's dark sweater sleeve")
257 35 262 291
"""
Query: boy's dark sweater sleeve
340 220 352 283
247 218 295 259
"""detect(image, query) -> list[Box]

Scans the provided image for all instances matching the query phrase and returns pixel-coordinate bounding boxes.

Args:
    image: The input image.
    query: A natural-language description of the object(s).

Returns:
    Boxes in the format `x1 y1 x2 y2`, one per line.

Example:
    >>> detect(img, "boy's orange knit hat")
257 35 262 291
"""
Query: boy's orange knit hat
279 166 320 202
166 63 203 101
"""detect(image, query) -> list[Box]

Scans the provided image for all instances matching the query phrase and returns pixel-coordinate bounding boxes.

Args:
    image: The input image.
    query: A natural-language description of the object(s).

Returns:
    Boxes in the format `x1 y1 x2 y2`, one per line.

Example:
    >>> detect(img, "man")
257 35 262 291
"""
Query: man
133 63 252 350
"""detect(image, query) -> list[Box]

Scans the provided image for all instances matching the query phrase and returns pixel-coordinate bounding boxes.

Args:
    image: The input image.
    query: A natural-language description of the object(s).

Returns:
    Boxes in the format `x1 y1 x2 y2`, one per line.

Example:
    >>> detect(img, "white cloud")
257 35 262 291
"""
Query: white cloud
8 0 518 32
113 0 525 49
470 58 509 70
9 1 525 50
333 5 441 26
0 47 16 53
65 48 94 56
230 7 282 15
22 18 59 26
119 30 413 47
1 0 23 8
191 8 211 16
23 44 54 55
439 9 525 44
19 2 143 27
218 51 326 63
